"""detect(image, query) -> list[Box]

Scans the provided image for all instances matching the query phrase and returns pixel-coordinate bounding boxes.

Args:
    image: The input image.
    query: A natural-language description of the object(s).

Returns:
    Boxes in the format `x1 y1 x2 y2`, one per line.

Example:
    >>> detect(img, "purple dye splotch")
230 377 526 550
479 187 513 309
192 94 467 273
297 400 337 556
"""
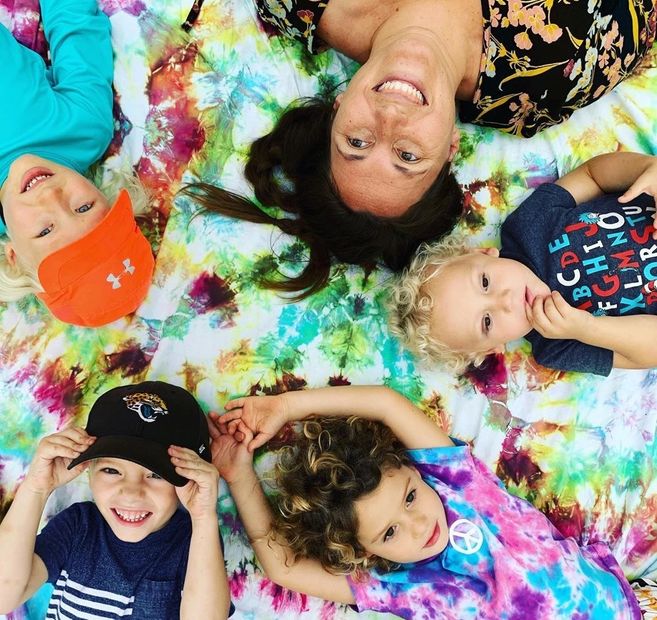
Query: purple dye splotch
188 272 237 320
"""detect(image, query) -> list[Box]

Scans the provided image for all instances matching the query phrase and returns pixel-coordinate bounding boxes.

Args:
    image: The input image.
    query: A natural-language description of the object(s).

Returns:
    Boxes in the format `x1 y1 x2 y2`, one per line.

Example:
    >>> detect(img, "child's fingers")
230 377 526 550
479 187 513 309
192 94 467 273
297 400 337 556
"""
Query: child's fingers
224 398 245 412
40 436 90 460
206 416 223 440
539 294 564 323
227 419 242 435
550 291 571 316
168 446 207 466
59 427 95 443
619 175 649 203
220 409 243 426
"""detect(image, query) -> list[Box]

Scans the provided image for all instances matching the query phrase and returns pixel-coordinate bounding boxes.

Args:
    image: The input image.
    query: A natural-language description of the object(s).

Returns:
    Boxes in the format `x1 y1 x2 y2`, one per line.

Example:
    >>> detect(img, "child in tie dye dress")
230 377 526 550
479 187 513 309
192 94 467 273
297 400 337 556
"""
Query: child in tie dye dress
209 385 650 619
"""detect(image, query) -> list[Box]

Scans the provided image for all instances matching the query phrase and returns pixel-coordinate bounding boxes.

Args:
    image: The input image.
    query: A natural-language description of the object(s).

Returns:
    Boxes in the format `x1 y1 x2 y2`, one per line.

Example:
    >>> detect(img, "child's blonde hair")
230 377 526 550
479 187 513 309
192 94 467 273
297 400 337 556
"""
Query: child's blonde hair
388 235 491 374
0 168 150 302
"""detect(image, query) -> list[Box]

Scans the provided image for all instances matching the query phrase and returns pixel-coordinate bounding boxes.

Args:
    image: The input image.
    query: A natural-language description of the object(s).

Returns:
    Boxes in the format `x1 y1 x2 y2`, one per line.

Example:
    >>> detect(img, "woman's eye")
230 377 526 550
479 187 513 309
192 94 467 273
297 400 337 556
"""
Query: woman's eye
383 526 396 542
483 315 492 333
482 274 489 290
348 137 368 149
37 226 53 238
100 467 119 475
76 203 94 214
399 150 419 162
405 489 416 506
148 472 163 480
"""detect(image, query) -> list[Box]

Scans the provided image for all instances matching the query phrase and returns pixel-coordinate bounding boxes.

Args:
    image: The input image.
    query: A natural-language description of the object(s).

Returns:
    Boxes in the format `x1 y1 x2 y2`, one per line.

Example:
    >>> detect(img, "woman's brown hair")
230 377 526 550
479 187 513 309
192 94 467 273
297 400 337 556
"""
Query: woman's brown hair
181 97 463 299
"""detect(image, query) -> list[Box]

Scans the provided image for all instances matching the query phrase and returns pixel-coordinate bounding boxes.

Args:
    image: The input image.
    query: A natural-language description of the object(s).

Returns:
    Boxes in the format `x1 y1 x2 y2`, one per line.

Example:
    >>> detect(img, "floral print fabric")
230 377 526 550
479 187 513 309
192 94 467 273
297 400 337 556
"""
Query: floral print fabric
255 0 657 137
255 0 329 54
634 579 657 619
460 0 657 136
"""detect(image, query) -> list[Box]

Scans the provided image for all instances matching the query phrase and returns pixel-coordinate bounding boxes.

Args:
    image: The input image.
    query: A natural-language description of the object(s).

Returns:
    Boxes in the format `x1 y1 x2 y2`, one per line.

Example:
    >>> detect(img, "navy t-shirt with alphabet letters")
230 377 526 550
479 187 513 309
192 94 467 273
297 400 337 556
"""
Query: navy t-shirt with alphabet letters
501 183 657 375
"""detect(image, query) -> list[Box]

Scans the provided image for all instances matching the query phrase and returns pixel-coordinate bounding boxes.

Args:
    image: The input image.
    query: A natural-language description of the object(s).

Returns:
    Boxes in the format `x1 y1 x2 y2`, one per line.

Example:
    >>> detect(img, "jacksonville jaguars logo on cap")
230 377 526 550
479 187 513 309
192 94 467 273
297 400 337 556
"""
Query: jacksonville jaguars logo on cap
123 392 168 423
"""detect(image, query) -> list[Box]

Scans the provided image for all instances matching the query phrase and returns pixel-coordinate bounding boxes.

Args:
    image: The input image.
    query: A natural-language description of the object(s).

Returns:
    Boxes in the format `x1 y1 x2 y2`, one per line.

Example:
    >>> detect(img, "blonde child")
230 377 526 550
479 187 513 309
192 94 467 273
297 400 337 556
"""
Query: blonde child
0 0 154 326
0 381 232 619
209 385 643 619
390 152 657 375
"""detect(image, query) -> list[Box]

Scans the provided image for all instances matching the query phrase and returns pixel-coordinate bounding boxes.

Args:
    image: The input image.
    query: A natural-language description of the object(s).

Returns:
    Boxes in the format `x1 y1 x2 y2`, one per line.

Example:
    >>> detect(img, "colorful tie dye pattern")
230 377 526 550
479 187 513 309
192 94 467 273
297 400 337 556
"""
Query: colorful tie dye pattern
348 445 640 619
0 0 656 618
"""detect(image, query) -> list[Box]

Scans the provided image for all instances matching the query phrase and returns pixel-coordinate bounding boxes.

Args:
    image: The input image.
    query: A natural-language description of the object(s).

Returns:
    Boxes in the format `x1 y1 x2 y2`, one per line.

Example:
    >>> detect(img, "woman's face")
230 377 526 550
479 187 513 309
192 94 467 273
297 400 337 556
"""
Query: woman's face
330 28 460 217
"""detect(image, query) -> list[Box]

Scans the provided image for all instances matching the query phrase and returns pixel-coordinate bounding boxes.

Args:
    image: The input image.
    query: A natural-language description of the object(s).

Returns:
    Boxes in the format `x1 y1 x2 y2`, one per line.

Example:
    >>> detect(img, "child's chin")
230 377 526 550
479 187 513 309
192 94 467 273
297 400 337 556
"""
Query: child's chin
112 528 151 543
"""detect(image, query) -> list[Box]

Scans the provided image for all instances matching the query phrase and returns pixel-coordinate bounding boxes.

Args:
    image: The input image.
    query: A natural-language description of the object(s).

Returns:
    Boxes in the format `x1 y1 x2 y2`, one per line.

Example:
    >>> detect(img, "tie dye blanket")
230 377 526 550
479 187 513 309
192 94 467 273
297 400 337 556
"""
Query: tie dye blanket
1 1 657 618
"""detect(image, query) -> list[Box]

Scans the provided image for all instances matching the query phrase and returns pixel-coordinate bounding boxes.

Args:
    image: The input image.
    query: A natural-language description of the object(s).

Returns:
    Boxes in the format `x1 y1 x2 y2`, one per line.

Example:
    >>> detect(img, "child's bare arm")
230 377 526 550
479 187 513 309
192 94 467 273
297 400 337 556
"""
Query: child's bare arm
556 153 657 234
0 428 94 613
172 448 230 620
222 386 453 452
208 422 355 604
527 292 657 369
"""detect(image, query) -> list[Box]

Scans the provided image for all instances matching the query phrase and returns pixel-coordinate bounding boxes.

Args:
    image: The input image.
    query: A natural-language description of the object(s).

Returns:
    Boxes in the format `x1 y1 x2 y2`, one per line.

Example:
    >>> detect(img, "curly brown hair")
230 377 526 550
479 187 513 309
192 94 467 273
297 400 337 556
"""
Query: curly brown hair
272 416 411 575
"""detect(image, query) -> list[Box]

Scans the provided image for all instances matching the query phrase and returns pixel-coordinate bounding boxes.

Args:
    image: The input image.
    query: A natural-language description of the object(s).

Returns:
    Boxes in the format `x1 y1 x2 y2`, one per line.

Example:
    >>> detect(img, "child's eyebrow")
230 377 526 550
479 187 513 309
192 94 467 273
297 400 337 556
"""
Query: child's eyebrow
370 475 412 544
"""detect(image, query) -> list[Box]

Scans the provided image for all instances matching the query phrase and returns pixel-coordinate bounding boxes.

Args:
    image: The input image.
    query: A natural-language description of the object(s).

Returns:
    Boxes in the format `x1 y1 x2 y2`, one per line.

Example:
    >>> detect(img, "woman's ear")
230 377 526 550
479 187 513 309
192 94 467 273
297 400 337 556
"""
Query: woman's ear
4 242 16 267
447 127 460 162
333 93 344 111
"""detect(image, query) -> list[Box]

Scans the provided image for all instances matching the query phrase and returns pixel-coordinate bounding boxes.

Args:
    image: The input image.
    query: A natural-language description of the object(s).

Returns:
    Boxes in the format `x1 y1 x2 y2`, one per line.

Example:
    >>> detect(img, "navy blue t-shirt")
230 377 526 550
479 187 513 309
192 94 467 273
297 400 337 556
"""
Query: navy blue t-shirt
501 183 657 375
34 502 233 619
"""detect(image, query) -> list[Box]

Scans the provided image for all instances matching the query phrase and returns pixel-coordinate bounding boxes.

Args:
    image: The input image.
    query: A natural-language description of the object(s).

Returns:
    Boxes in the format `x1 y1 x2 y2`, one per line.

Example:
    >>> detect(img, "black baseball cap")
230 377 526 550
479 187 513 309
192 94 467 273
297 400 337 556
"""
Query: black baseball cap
68 381 211 486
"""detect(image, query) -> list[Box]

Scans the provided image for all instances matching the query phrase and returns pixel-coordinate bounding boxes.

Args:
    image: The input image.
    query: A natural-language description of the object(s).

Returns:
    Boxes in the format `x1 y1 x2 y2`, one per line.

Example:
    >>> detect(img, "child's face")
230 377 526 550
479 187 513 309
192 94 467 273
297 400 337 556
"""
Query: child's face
89 457 179 543
0 154 111 272
425 248 551 355
354 465 449 564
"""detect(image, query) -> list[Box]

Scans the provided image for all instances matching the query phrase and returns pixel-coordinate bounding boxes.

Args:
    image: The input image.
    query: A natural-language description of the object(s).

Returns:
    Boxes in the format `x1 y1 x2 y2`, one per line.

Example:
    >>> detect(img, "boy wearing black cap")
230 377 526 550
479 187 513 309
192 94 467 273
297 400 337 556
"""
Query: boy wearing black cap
0 381 232 619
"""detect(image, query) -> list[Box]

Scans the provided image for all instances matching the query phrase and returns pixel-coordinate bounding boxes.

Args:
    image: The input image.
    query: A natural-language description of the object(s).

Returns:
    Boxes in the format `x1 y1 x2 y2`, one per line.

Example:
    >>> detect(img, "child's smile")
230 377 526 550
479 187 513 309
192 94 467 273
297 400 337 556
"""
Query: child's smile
111 508 153 525
1 154 111 272
89 458 179 543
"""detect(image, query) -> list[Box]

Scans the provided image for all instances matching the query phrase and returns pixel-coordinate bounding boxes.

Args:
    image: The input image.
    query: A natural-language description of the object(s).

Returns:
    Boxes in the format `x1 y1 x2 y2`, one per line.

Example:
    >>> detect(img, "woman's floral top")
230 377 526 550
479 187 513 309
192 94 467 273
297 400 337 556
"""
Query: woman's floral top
254 0 657 137
255 0 329 55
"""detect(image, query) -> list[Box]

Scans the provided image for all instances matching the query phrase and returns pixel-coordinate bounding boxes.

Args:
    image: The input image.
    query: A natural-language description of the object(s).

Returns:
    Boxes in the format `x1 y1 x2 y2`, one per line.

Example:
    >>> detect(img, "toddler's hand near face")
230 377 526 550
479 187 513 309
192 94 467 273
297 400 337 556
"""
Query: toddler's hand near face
527 291 591 340
170 446 219 521
24 427 95 496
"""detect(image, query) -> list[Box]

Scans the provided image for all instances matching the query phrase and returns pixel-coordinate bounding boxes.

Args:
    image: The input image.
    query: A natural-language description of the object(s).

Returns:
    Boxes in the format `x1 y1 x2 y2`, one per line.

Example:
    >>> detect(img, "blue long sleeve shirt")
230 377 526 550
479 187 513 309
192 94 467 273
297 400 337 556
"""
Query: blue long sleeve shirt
0 0 114 234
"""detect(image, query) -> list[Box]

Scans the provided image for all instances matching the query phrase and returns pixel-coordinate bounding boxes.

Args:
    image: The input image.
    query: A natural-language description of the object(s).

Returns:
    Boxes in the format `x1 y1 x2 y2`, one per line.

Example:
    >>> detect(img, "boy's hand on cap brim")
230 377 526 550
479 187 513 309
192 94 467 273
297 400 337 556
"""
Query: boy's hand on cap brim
170 446 219 521
24 427 96 496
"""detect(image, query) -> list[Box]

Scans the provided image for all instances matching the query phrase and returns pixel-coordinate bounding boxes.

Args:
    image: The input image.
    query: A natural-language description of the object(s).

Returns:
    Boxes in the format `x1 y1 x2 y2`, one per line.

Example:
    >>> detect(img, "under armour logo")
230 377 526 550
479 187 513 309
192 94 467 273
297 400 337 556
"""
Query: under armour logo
106 258 136 289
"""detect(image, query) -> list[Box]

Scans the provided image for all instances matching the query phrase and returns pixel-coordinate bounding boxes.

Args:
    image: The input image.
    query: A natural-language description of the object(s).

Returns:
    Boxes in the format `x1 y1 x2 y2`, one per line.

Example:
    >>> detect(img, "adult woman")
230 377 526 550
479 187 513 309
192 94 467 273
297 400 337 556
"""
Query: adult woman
186 0 656 298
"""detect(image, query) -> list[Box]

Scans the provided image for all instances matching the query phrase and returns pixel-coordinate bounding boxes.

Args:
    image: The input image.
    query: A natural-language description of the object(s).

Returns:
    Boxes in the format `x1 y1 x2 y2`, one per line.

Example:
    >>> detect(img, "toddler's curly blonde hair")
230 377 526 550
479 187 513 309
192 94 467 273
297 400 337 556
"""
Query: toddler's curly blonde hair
388 235 493 374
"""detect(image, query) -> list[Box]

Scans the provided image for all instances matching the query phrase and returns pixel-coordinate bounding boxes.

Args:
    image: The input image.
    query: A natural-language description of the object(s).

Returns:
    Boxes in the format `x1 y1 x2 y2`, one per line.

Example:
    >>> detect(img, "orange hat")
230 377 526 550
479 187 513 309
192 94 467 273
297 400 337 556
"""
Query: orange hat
37 190 154 327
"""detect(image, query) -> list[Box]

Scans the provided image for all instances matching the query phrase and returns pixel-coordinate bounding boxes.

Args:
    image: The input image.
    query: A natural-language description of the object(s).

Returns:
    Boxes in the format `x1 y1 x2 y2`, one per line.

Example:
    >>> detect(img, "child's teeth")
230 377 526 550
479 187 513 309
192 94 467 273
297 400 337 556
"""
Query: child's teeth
25 175 50 191
115 509 149 522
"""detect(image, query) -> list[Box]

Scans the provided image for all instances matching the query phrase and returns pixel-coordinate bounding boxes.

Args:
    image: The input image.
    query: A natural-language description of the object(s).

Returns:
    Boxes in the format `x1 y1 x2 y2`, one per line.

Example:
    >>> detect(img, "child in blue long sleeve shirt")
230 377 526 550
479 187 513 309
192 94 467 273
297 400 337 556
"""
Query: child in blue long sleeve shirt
0 0 154 327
